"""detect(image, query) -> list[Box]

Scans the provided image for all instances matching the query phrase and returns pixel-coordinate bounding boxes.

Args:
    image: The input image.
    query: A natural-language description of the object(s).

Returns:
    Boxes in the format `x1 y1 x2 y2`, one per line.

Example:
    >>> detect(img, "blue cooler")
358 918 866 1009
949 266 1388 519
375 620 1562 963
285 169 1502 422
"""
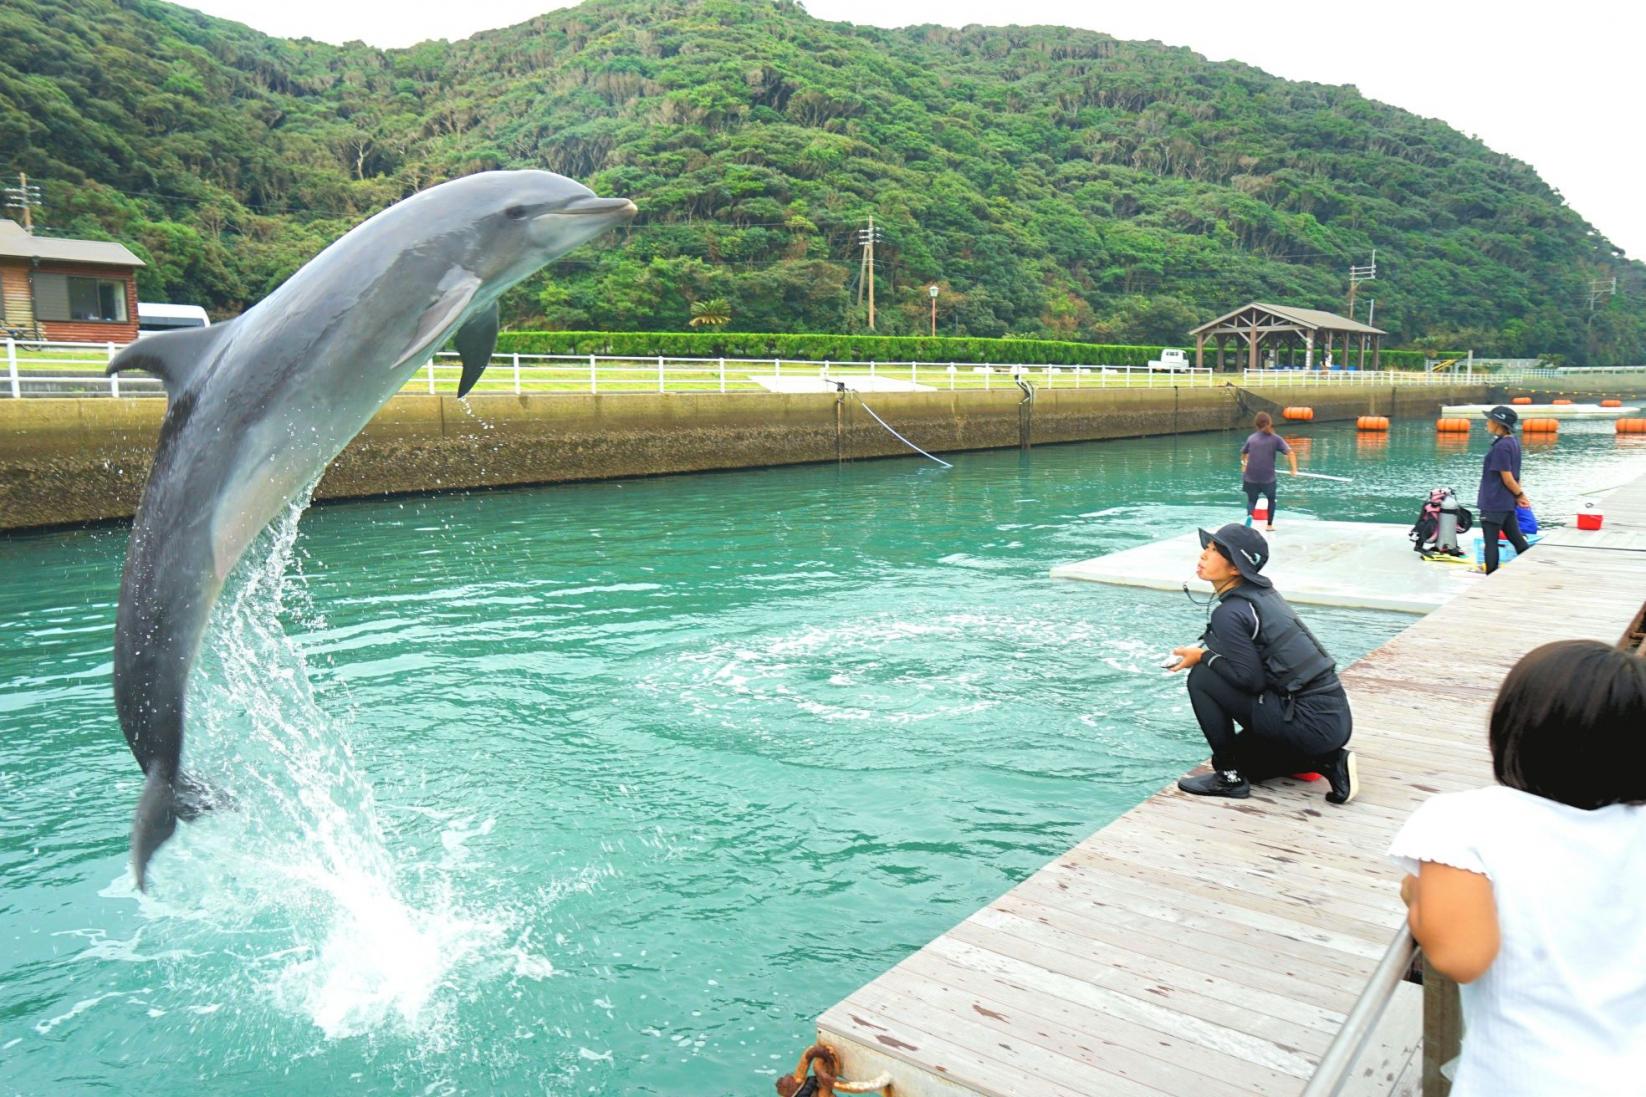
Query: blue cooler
1471 531 1542 566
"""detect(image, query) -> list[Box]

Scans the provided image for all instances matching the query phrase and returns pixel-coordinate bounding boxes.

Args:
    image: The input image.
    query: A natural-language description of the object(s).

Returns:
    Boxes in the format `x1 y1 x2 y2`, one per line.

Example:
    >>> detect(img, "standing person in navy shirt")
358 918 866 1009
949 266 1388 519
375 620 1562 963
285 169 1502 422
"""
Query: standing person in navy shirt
1241 412 1299 531
1478 405 1532 575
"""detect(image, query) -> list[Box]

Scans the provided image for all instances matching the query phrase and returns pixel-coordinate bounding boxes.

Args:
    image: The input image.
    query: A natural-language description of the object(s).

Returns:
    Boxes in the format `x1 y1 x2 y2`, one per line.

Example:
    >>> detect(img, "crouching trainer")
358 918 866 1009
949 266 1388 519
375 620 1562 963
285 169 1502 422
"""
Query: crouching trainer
1168 524 1358 804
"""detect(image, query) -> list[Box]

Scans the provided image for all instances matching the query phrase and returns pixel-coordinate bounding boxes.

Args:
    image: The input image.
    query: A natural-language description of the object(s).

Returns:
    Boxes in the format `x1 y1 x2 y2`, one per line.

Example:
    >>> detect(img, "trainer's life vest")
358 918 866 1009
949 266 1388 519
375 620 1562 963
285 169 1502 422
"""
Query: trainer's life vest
1214 584 1337 694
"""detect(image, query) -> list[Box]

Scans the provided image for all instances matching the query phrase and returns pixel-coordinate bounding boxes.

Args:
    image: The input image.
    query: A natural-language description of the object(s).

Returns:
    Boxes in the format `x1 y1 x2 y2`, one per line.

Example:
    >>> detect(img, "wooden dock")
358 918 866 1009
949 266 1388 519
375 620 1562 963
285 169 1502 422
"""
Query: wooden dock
817 470 1646 1096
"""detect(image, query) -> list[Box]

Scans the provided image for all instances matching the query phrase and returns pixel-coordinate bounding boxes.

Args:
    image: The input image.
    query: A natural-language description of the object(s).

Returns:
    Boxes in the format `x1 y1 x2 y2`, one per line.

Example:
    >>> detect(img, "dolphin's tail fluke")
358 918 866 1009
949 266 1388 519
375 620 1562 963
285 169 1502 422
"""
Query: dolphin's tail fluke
131 767 178 892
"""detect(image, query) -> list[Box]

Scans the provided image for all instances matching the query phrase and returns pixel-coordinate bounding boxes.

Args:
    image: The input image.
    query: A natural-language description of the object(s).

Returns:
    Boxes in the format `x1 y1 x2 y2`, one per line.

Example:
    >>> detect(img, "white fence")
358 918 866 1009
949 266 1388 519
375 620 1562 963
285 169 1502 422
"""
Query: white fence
1240 366 1646 387
7 337 1644 400
3 338 1214 398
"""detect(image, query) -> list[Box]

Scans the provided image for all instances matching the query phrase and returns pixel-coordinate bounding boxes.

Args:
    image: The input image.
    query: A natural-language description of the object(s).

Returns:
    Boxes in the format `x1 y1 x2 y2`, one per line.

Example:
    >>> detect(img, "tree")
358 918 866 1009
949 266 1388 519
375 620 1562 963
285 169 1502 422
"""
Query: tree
688 297 733 328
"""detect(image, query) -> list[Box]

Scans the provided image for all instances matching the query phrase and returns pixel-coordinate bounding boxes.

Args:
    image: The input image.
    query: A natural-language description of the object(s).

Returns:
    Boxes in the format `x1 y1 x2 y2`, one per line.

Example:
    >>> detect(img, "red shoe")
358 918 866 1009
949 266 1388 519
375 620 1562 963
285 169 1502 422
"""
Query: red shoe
1290 772 1323 782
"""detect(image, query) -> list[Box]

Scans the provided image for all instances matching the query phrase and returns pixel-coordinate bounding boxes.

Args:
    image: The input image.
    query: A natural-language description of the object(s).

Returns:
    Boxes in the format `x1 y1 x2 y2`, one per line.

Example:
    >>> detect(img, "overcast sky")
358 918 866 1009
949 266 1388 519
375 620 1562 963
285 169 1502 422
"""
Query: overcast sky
179 0 1646 263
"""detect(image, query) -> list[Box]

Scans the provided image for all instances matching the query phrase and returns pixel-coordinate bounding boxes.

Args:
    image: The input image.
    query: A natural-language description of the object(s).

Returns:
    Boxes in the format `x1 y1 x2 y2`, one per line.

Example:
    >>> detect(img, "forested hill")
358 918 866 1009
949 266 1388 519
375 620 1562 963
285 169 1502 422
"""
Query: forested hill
4 0 1642 362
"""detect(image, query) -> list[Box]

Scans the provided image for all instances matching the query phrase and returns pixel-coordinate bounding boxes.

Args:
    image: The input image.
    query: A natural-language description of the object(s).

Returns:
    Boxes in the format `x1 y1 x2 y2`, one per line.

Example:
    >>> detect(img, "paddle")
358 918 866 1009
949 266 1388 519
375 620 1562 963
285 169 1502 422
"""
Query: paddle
1291 470 1352 483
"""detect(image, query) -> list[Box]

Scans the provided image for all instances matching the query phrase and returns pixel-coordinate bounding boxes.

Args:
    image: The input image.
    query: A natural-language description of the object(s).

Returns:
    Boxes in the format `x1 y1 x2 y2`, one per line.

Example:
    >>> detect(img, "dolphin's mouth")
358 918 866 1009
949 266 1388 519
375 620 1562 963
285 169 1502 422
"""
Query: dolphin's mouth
548 196 637 219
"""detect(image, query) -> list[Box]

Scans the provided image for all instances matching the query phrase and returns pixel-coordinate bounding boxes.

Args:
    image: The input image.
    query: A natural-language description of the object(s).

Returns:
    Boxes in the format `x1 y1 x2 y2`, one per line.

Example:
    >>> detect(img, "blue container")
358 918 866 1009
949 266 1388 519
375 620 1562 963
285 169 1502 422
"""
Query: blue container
1472 531 1542 565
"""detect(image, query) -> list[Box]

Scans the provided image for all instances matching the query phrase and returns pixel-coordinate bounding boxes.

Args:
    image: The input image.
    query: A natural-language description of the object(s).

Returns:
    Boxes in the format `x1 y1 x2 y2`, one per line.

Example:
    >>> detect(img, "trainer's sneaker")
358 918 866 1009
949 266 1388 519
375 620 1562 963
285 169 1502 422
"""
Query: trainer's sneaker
1323 749 1359 806
1178 769 1250 799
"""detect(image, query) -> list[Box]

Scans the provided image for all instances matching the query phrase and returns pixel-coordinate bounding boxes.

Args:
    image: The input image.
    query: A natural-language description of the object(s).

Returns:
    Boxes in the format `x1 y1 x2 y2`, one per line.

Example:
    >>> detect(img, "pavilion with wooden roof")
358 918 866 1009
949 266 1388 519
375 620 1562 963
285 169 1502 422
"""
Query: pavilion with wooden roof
1189 302 1386 372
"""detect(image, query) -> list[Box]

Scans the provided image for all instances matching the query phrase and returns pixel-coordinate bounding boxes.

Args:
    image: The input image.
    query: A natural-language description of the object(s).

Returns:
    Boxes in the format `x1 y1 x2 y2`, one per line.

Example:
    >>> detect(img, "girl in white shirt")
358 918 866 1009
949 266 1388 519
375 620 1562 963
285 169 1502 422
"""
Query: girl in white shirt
1389 639 1646 1096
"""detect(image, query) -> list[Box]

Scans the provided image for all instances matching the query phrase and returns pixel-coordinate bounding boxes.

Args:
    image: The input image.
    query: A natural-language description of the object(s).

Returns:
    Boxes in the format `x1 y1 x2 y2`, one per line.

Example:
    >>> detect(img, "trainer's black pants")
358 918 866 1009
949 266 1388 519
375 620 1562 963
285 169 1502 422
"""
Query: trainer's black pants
1478 509 1530 575
1243 479 1277 524
1186 663 1351 779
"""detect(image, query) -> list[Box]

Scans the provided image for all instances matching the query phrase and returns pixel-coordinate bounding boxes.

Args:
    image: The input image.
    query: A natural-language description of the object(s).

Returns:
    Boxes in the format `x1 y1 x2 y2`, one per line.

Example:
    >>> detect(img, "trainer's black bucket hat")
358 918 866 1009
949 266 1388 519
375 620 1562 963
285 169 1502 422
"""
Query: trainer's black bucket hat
1198 523 1273 588
1486 405 1519 429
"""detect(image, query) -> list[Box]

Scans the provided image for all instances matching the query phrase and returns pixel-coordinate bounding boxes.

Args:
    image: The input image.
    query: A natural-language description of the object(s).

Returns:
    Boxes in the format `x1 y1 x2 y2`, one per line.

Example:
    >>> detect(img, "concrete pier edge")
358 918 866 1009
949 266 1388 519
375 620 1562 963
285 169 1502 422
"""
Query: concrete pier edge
3 376 1641 532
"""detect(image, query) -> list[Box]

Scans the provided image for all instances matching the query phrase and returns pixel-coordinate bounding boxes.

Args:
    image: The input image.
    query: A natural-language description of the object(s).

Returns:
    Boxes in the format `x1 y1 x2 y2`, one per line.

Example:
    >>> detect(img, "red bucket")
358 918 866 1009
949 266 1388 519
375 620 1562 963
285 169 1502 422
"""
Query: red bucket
1577 510 1604 531
1252 503 1270 523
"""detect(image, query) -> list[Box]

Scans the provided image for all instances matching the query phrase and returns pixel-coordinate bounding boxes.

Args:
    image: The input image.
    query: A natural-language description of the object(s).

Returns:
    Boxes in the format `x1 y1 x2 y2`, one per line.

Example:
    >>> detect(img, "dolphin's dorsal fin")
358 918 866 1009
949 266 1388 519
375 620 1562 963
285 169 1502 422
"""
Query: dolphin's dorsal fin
106 323 229 399
452 302 498 398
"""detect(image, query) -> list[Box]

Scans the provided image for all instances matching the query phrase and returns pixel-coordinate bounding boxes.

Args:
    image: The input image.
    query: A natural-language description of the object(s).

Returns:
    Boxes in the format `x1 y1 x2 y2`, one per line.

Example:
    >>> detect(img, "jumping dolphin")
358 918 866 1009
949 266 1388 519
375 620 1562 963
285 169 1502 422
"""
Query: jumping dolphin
107 170 636 889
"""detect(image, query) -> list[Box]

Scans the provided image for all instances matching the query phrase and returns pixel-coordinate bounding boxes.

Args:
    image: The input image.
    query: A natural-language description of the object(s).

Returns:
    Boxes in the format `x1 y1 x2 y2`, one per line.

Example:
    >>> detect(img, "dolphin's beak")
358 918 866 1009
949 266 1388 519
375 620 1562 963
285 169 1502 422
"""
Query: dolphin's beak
550 196 637 221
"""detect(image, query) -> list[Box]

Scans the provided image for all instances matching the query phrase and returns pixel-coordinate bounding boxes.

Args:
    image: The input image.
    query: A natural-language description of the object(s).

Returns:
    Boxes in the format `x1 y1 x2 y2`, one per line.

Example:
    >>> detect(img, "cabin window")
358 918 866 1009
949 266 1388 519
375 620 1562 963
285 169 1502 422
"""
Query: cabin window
34 273 129 323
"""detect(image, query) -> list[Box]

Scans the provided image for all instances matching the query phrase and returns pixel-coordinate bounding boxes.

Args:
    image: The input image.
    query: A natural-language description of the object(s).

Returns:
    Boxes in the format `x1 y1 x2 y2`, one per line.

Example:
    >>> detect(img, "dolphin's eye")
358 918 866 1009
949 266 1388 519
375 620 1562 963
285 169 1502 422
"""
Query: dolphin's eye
504 205 527 220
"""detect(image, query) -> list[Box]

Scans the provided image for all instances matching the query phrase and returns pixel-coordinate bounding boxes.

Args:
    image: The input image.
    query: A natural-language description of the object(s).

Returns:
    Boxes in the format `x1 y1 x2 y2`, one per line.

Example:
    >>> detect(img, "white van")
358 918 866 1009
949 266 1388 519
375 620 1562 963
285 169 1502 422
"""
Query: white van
137 302 211 335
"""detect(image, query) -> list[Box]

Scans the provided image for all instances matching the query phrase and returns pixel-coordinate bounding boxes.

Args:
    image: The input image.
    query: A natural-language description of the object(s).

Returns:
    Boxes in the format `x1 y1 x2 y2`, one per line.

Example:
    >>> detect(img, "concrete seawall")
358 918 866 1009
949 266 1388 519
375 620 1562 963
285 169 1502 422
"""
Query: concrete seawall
0 377 1585 532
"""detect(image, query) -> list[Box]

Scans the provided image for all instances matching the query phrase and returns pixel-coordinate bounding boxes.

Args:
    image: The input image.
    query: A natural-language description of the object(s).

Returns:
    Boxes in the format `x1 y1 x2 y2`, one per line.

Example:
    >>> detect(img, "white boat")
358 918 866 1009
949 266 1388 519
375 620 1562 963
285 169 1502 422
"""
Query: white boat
1440 403 1640 420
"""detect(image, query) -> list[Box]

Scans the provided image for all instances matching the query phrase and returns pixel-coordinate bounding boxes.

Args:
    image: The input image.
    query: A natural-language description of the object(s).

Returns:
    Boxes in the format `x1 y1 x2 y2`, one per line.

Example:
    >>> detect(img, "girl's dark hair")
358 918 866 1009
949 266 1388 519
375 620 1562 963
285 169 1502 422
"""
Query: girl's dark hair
1254 412 1273 432
1490 640 1646 809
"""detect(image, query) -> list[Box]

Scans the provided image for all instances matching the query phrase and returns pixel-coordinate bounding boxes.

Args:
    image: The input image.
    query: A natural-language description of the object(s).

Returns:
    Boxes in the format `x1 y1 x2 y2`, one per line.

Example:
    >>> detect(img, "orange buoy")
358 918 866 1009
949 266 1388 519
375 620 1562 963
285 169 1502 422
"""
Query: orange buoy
1616 418 1646 434
1601 399 1623 408
1511 396 1533 405
1552 398 1573 405
1356 415 1389 431
1435 418 1472 433
1522 418 1559 433
1283 406 1314 421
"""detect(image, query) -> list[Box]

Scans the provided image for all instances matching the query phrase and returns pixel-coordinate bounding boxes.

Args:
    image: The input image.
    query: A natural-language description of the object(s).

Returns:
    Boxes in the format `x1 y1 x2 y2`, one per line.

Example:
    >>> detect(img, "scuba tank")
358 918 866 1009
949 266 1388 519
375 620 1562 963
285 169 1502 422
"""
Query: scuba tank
1410 487 1474 557
1435 490 1462 556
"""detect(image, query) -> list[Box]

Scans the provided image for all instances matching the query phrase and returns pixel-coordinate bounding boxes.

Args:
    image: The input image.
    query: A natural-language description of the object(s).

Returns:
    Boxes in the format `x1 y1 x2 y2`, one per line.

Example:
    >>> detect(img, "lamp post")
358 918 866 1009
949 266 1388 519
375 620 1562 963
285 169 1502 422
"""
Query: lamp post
928 284 939 337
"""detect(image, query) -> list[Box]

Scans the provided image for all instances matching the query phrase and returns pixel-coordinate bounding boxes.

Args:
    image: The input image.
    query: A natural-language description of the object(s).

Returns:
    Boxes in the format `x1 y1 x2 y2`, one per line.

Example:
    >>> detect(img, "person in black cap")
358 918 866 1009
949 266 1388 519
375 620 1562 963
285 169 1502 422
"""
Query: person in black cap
1478 405 1531 575
1166 523 1357 803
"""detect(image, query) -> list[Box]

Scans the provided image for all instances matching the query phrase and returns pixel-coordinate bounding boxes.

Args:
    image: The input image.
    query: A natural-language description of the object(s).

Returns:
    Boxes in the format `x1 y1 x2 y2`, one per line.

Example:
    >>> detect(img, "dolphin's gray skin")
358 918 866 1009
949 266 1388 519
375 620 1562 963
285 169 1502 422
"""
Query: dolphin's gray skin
107 170 635 889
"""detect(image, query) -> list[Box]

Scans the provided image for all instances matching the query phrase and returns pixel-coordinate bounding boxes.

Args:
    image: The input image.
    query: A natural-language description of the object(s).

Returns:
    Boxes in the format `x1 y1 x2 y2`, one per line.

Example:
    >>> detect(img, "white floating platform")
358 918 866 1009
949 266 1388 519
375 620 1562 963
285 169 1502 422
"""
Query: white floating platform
749 375 937 393
1441 402 1639 420
1051 520 1478 614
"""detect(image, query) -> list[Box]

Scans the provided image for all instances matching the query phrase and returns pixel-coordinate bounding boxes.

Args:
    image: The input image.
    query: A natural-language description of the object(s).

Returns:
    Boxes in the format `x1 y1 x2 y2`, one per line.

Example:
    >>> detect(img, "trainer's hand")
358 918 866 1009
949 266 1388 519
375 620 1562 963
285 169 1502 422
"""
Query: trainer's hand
1168 645 1203 673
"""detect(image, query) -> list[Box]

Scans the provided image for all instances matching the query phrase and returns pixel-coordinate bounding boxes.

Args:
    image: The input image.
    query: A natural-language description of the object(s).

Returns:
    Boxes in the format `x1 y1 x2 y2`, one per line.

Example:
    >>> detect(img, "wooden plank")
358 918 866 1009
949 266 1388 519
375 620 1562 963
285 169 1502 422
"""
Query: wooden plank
879 951 1309 1092
924 931 1339 1056
944 914 1348 1038
819 1004 1094 1097
836 981 1188 1097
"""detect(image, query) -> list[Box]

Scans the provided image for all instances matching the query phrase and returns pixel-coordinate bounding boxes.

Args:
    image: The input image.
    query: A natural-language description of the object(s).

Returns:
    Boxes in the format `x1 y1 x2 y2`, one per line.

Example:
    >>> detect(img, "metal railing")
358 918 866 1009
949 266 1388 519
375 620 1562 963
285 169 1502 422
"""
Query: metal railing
1302 928 1418 1097
1302 927 1464 1097
2 337 1217 398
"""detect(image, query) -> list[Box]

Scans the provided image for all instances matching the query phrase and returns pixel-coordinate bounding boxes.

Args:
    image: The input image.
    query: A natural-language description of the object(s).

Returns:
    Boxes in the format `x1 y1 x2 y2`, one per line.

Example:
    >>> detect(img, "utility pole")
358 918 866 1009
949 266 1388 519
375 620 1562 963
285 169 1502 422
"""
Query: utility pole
857 217 883 330
4 173 42 231
928 284 939 337
1586 276 1617 361
1347 248 1376 319
1587 276 1618 315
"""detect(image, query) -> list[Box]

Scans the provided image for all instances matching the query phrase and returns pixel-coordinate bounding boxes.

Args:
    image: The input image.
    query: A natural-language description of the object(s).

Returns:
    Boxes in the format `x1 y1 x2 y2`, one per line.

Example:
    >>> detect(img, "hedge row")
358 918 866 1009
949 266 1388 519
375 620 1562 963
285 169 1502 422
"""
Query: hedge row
493 331 1458 370
495 331 1168 366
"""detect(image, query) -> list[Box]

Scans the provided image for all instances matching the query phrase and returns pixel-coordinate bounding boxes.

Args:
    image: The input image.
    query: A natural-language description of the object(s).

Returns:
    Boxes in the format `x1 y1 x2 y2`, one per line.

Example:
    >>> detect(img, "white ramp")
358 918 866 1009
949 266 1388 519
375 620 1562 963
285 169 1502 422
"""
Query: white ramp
1051 520 1479 614
749 375 937 393
1441 402 1639 420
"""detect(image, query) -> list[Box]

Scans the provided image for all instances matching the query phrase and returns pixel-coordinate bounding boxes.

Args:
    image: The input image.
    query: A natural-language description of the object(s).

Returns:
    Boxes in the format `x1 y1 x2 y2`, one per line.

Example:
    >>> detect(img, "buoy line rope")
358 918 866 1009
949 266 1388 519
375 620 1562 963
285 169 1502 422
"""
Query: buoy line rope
850 391 953 468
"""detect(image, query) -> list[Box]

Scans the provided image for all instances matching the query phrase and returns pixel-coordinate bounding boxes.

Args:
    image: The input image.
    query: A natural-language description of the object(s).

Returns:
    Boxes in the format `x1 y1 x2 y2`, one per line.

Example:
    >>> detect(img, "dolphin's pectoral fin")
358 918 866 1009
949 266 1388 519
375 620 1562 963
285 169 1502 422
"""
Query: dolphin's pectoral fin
131 767 178 892
391 273 482 375
453 301 498 398
107 322 231 399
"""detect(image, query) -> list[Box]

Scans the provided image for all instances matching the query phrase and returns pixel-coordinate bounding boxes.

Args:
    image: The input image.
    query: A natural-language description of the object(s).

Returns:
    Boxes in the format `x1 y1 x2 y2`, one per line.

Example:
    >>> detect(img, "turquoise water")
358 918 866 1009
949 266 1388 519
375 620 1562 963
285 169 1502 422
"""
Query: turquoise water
3 419 1642 1095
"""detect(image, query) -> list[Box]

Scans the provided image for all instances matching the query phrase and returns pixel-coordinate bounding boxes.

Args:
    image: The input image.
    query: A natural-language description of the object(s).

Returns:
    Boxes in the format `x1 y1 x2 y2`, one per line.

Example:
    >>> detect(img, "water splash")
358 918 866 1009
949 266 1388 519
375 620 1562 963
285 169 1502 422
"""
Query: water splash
131 491 553 1042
